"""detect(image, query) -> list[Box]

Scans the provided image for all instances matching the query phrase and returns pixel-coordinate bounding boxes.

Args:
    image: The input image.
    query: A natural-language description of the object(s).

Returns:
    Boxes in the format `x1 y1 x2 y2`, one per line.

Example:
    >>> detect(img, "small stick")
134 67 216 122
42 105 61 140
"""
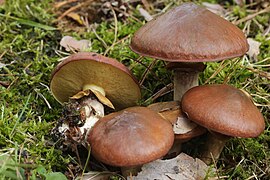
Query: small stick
234 6 270 25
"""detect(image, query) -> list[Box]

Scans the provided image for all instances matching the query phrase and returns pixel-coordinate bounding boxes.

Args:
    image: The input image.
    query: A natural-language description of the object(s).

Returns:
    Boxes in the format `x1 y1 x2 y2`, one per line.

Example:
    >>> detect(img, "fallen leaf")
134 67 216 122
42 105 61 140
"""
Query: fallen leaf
60 36 91 52
67 12 83 25
202 2 226 17
247 38 261 62
80 171 116 180
129 153 210 180
139 7 153 21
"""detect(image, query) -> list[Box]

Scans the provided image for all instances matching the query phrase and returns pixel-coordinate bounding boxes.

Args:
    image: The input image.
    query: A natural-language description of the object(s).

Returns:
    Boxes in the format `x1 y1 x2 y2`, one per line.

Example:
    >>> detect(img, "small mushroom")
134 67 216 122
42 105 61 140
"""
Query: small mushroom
88 106 174 177
130 3 248 100
181 84 265 164
148 101 206 158
50 52 141 145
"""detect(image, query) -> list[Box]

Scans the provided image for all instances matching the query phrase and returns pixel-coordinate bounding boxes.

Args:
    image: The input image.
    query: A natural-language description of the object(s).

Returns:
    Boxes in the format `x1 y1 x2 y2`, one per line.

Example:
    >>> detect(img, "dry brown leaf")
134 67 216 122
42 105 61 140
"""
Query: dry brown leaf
247 38 261 62
67 12 83 25
202 2 226 17
80 171 116 180
139 7 153 21
60 36 91 52
129 153 210 180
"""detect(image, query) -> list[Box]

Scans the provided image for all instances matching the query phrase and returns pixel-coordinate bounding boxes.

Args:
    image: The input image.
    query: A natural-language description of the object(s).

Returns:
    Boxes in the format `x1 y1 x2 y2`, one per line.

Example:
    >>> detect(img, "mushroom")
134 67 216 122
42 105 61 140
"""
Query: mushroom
130 2 248 100
148 101 206 158
87 106 174 176
50 52 141 146
181 84 265 164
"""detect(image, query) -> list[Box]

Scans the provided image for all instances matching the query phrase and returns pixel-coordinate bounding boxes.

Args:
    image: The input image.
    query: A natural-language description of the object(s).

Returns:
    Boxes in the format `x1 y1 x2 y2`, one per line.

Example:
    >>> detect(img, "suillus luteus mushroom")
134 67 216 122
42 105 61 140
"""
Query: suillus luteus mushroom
130 2 249 100
50 52 141 147
181 84 265 164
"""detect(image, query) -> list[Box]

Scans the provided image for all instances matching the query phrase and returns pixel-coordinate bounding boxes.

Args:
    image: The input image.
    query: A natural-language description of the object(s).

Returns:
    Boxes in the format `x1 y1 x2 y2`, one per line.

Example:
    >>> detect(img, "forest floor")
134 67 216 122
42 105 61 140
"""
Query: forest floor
0 0 269 179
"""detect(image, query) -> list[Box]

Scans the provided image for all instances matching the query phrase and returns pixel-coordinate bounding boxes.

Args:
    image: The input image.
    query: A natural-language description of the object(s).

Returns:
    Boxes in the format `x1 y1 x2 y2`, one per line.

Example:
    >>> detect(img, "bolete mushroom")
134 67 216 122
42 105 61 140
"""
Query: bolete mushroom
50 52 141 146
181 84 265 164
130 2 248 100
148 101 206 158
88 106 174 176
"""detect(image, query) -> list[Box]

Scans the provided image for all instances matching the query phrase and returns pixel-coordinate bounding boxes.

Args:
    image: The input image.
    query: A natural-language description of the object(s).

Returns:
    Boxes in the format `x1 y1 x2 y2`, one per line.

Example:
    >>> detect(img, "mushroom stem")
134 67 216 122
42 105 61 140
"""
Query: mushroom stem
200 132 230 165
121 166 142 177
163 139 182 159
167 62 206 101
56 95 105 146
79 97 105 137
173 70 200 101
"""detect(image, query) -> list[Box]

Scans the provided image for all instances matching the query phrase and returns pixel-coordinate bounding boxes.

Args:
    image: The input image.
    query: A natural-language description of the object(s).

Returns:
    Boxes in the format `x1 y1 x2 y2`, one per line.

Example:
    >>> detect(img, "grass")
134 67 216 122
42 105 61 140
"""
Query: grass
0 0 269 179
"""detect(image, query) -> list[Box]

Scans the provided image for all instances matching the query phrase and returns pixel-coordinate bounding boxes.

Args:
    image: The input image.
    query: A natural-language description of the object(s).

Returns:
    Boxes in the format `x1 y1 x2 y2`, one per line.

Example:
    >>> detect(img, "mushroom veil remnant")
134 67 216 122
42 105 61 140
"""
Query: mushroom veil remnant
130 2 249 100
50 52 141 147
181 84 265 164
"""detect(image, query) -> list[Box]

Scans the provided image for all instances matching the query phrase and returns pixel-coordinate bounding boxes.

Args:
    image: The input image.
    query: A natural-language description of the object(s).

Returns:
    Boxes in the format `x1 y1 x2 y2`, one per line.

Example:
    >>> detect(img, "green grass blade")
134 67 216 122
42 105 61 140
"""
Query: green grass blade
0 13 57 30
10 94 31 139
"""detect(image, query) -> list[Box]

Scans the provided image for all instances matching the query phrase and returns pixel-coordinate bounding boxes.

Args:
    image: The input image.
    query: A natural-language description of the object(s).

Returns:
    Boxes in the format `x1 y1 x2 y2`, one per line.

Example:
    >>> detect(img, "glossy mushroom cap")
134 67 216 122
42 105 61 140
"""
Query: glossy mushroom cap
130 3 248 62
88 107 174 167
181 84 265 138
50 52 141 110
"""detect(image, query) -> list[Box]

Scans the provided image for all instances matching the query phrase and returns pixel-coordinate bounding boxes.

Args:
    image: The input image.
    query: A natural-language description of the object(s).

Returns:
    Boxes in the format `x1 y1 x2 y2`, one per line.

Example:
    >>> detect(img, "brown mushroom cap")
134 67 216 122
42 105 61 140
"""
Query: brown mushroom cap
88 107 174 167
130 3 248 62
148 101 206 141
50 52 141 110
181 84 265 138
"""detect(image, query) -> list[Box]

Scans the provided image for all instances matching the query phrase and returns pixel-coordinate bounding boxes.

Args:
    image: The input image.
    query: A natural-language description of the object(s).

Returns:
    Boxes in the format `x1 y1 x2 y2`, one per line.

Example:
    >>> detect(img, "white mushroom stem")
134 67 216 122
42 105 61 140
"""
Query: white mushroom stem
79 98 105 138
164 140 183 159
173 70 200 101
200 132 230 165
167 62 206 101
58 96 105 143
121 166 142 177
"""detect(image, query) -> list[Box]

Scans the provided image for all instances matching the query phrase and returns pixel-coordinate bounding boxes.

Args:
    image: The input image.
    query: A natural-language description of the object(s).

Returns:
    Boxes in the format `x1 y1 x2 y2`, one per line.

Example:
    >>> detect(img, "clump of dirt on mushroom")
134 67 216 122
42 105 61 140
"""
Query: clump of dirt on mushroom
52 94 104 150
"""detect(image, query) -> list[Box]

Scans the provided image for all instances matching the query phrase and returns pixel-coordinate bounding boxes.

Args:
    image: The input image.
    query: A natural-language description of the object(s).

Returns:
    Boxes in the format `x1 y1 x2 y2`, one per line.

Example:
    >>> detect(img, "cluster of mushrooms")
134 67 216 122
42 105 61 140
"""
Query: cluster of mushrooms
50 2 265 178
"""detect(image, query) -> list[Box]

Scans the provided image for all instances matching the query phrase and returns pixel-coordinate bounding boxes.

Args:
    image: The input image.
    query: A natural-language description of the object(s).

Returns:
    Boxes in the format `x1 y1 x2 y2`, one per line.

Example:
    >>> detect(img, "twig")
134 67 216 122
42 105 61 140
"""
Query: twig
139 59 157 86
244 66 270 80
54 0 79 9
210 152 221 180
0 81 9 88
56 0 94 21
92 28 108 49
144 83 173 103
203 60 229 84
234 6 270 25
104 4 118 56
